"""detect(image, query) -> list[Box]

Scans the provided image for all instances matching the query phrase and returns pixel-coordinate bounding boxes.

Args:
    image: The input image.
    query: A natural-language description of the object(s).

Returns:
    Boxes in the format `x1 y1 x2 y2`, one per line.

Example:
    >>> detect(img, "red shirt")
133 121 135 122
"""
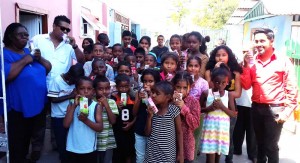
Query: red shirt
181 96 201 161
240 52 298 117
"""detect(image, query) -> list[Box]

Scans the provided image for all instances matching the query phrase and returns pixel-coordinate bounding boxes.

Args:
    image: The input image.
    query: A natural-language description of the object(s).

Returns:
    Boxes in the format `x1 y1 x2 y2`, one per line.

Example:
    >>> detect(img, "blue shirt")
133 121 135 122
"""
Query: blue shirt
1 48 47 117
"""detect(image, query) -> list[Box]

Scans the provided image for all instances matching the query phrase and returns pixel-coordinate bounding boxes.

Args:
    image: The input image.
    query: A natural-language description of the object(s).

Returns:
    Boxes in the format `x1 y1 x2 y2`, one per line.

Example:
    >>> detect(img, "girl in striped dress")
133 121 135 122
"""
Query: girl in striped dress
144 81 184 163
201 64 237 163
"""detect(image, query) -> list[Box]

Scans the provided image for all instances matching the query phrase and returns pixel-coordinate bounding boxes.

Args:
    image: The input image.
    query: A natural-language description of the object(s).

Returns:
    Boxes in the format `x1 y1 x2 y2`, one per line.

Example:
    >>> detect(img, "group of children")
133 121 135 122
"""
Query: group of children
49 30 239 163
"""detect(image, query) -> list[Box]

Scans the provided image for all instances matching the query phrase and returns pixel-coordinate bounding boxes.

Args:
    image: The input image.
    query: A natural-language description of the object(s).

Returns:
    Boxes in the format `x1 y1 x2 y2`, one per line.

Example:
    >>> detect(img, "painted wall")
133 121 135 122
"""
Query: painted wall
244 15 293 55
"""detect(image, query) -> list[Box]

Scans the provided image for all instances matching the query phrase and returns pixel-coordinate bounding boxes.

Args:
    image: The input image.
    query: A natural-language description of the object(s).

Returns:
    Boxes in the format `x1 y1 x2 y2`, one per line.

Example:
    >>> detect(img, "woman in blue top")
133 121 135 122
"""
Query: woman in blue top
2 23 51 163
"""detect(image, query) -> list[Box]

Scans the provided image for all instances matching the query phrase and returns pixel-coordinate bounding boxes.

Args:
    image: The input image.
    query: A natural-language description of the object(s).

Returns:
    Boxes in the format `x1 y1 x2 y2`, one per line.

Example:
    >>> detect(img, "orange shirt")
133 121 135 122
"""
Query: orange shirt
240 53 298 117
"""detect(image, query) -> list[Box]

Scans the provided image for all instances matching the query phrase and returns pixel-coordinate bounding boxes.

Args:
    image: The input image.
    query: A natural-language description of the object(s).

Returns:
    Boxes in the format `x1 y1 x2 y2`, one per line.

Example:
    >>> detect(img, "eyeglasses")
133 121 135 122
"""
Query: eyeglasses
57 25 71 33
16 32 29 38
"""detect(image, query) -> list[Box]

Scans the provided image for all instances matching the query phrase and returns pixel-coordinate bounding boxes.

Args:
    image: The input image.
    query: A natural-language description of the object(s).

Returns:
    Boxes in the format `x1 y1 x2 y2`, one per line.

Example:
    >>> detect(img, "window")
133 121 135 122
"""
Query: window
83 18 88 35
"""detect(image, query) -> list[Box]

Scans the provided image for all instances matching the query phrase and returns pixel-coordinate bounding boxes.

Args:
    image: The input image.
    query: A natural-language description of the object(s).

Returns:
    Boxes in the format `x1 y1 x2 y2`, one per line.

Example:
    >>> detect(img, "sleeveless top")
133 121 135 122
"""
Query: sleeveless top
66 101 98 154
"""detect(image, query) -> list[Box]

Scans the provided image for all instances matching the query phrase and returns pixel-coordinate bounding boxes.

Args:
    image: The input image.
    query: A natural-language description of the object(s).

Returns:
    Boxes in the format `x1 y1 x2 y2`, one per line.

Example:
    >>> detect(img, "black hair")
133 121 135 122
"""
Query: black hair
92 58 106 67
124 54 136 62
131 39 139 48
82 38 94 48
182 33 190 42
200 35 210 55
3 23 27 47
206 45 243 74
115 74 130 86
68 63 84 80
83 44 93 54
187 56 202 67
253 28 275 40
141 69 161 83
112 43 123 51
93 42 104 50
211 63 231 81
97 33 108 42
132 32 137 40
189 31 204 44
139 36 151 47
53 15 70 25
170 34 182 43
93 75 110 88
157 35 164 39
106 46 112 50
122 30 132 38
161 52 179 67
146 53 157 61
124 48 133 55
172 71 194 87
134 47 146 56
153 81 174 96
75 76 93 89
116 61 131 72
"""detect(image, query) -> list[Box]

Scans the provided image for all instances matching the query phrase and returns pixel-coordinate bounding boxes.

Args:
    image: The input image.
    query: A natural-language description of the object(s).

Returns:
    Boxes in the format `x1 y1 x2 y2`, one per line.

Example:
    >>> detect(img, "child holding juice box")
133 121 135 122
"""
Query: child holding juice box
159 52 179 82
63 77 103 162
111 74 136 163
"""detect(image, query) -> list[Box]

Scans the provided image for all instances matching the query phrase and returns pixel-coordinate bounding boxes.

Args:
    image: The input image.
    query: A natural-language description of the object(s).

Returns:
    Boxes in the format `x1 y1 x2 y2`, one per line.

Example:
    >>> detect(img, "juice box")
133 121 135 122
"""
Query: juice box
121 93 127 106
145 65 149 69
136 63 141 68
213 91 221 101
148 97 158 114
131 67 137 74
79 97 89 115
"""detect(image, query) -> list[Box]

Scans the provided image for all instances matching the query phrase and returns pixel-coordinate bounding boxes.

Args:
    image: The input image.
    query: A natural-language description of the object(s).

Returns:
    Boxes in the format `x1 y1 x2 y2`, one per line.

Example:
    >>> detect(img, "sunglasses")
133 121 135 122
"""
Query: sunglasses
57 25 71 33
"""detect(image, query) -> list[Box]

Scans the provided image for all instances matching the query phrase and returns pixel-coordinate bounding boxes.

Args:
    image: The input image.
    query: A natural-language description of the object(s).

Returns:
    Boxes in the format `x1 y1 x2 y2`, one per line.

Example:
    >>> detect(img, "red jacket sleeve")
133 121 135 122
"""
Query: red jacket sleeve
181 97 201 131
240 66 252 90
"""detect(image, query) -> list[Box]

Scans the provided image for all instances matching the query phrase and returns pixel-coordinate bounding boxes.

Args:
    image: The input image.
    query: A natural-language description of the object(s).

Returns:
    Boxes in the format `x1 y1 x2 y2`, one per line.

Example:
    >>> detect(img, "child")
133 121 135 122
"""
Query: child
93 76 119 163
89 59 107 80
112 43 124 64
160 52 179 81
139 36 151 54
169 34 182 56
186 56 209 159
172 71 201 162
116 61 140 91
122 30 136 52
64 77 103 163
82 37 94 49
83 43 114 81
201 64 237 163
134 47 146 73
83 44 93 62
188 31 209 78
104 46 113 64
144 52 158 69
144 81 184 163
132 69 161 163
48 63 84 163
112 74 136 163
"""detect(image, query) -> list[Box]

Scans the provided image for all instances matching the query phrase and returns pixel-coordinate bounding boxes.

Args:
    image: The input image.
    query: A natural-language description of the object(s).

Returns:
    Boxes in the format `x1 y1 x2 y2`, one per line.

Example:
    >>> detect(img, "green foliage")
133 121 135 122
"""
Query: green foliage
193 0 238 29
170 0 191 26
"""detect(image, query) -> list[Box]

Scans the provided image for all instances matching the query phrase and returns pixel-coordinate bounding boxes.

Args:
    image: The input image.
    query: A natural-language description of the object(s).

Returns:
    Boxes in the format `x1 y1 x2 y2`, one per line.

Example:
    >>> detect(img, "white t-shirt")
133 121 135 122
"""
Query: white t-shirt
31 34 76 88
83 60 115 81
235 88 252 107
48 75 75 118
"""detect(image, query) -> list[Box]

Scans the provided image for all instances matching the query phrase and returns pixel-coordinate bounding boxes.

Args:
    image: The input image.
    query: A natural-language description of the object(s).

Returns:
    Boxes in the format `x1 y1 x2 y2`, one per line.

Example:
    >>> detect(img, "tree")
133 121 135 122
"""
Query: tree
169 0 191 27
193 0 238 29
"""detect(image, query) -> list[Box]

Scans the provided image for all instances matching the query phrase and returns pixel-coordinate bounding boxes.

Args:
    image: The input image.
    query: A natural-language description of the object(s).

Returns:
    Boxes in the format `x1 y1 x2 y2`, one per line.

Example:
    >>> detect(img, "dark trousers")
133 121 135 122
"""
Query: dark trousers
67 151 97 163
233 105 257 159
7 109 45 163
51 117 68 162
252 103 283 163
225 117 236 163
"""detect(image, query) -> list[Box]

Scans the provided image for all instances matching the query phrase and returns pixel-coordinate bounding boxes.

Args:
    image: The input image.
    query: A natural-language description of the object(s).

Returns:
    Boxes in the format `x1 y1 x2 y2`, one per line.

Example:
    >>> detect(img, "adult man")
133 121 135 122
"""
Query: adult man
97 33 110 46
241 28 298 163
30 15 84 162
151 35 168 66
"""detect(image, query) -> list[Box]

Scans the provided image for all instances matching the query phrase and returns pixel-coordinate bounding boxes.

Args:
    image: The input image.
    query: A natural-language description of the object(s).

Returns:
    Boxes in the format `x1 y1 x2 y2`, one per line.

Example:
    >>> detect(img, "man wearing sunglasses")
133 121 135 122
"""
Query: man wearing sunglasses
29 15 85 163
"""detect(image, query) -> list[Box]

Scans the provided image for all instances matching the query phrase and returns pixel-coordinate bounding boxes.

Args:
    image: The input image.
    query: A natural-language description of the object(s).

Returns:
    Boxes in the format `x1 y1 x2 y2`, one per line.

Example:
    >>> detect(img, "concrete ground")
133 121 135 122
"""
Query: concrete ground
0 124 299 163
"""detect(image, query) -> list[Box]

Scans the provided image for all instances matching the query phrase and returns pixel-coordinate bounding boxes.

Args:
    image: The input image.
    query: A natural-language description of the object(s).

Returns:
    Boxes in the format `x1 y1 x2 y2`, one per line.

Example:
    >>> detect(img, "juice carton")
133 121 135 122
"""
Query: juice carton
213 91 221 101
121 93 127 106
148 97 158 114
79 97 89 115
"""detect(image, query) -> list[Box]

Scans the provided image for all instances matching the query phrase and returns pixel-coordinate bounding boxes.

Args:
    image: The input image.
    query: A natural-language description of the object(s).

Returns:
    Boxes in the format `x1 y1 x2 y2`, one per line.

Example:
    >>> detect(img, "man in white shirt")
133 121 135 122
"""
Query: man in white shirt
29 15 84 162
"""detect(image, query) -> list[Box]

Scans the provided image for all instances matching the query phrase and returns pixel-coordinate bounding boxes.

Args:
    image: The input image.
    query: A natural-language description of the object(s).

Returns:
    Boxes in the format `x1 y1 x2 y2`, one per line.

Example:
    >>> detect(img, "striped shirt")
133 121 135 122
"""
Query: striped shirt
144 104 180 163
97 99 119 151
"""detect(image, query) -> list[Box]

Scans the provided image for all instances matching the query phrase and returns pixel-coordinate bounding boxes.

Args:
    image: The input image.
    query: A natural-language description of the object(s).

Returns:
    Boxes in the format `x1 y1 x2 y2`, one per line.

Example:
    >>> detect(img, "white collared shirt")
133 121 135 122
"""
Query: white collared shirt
31 34 76 88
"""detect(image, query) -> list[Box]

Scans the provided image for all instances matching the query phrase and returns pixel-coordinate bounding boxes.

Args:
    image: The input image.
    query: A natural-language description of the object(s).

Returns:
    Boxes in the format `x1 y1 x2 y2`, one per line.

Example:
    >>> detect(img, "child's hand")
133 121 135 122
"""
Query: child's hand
146 106 154 118
214 61 223 68
98 96 109 107
118 100 124 109
70 88 77 99
122 122 132 131
133 71 139 82
138 90 147 99
176 153 184 163
165 74 173 82
78 112 88 122
74 95 81 106
173 92 184 109
213 99 225 110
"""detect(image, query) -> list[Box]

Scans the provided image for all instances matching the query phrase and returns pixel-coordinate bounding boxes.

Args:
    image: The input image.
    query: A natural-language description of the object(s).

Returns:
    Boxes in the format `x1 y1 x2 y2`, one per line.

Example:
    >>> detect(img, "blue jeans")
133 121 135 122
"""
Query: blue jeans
135 133 148 163
51 117 68 162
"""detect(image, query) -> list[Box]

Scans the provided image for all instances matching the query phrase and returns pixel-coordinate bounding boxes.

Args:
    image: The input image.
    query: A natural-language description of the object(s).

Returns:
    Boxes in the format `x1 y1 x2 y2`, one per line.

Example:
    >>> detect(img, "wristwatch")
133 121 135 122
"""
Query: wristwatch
72 44 78 49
